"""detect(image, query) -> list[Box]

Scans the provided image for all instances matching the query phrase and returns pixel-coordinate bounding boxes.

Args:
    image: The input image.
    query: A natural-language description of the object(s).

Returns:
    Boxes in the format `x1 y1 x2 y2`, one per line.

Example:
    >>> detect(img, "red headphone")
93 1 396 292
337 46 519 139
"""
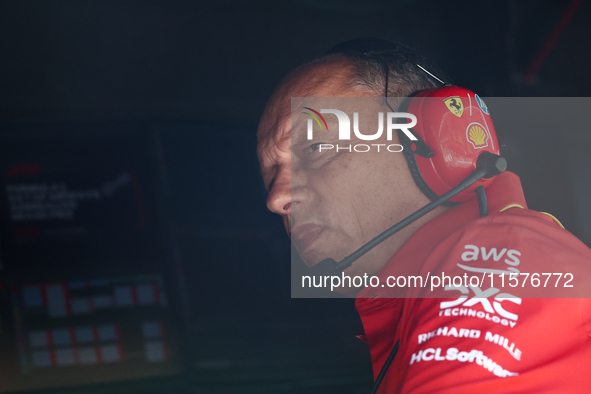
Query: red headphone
399 85 501 203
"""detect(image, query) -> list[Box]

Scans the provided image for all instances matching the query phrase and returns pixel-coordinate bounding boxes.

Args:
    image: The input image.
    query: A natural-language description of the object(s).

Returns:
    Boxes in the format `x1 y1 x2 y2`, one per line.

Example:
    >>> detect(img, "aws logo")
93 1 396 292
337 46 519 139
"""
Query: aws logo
457 245 521 276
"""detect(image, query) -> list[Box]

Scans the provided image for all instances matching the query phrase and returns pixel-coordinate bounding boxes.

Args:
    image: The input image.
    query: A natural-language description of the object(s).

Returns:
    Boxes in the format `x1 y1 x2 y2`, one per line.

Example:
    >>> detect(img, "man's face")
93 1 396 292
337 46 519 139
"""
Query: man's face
257 60 434 281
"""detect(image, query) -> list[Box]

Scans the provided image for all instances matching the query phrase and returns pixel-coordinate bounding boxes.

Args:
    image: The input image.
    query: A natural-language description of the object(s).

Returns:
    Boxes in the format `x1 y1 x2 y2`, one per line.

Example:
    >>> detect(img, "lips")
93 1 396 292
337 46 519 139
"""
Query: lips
290 224 326 254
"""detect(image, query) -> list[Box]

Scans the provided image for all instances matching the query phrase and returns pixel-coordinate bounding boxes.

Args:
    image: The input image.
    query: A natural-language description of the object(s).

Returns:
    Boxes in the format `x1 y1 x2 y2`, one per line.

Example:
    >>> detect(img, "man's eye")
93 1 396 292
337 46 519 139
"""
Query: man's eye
306 143 324 154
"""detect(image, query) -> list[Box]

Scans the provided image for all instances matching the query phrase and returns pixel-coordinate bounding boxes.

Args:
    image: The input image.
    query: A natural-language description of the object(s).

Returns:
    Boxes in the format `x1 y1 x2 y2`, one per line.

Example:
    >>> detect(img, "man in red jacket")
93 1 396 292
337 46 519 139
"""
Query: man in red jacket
257 39 591 392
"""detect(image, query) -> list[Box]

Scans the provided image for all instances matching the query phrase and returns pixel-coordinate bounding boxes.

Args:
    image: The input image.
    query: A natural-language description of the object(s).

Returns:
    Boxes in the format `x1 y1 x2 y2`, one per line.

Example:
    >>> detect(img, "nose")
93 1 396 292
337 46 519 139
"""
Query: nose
266 168 292 215
266 166 309 216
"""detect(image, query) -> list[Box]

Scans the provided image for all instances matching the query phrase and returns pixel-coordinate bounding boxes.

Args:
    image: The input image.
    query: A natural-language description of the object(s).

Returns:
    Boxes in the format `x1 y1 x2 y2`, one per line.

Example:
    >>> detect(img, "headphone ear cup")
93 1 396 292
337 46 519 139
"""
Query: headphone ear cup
404 86 500 203
397 128 457 206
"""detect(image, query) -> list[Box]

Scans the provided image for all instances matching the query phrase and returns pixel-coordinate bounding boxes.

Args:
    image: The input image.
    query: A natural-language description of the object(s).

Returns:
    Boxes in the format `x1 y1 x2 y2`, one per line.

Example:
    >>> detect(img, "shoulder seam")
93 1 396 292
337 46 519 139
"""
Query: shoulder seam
499 204 525 212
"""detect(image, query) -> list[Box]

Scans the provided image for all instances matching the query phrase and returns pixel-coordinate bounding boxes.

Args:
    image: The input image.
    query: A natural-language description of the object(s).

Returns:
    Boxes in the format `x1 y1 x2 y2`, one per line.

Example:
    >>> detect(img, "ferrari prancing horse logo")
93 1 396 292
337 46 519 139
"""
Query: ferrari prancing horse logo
444 96 464 117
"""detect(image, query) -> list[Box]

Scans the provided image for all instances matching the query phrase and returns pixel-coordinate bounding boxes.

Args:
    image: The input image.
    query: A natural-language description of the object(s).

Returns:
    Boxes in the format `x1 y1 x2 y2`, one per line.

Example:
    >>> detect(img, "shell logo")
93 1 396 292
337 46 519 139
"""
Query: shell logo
466 122 489 149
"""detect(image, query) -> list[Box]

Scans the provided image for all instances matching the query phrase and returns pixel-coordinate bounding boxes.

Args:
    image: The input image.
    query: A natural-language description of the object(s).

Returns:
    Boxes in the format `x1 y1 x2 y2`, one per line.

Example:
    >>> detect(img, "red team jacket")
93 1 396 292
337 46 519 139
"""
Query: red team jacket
356 172 591 393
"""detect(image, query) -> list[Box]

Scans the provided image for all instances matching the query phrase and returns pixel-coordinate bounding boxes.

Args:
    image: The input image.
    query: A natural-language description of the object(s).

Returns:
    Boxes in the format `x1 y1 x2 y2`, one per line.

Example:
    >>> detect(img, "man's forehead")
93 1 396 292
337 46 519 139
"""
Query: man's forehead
257 99 291 157
257 58 366 147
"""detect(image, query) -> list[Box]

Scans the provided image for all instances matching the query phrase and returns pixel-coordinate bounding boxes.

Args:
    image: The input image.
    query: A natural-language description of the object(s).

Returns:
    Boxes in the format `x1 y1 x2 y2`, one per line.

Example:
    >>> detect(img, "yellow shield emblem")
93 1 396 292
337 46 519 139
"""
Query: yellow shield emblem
444 97 464 117
466 122 489 149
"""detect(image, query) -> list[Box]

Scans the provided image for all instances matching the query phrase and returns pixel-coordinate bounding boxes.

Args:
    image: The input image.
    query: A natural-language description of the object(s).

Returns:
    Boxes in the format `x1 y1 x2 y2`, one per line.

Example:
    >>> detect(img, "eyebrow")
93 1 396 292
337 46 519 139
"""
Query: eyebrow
258 133 289 186
291 117 340 148
291 127 308 147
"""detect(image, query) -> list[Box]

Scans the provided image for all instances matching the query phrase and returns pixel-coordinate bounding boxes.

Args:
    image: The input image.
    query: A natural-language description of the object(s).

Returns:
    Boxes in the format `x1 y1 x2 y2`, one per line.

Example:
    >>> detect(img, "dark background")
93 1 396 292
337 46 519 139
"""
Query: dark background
0 0 590 393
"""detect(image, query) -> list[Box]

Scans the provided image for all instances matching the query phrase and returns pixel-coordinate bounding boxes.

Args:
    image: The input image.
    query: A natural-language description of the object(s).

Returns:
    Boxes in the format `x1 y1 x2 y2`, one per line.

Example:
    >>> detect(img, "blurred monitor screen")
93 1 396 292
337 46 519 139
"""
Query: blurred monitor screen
0 124 184 392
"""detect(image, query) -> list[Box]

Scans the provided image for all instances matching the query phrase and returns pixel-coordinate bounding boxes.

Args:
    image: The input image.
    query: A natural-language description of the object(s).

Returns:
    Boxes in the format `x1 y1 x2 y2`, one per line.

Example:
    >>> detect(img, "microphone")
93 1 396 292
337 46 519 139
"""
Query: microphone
307 152 506 276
